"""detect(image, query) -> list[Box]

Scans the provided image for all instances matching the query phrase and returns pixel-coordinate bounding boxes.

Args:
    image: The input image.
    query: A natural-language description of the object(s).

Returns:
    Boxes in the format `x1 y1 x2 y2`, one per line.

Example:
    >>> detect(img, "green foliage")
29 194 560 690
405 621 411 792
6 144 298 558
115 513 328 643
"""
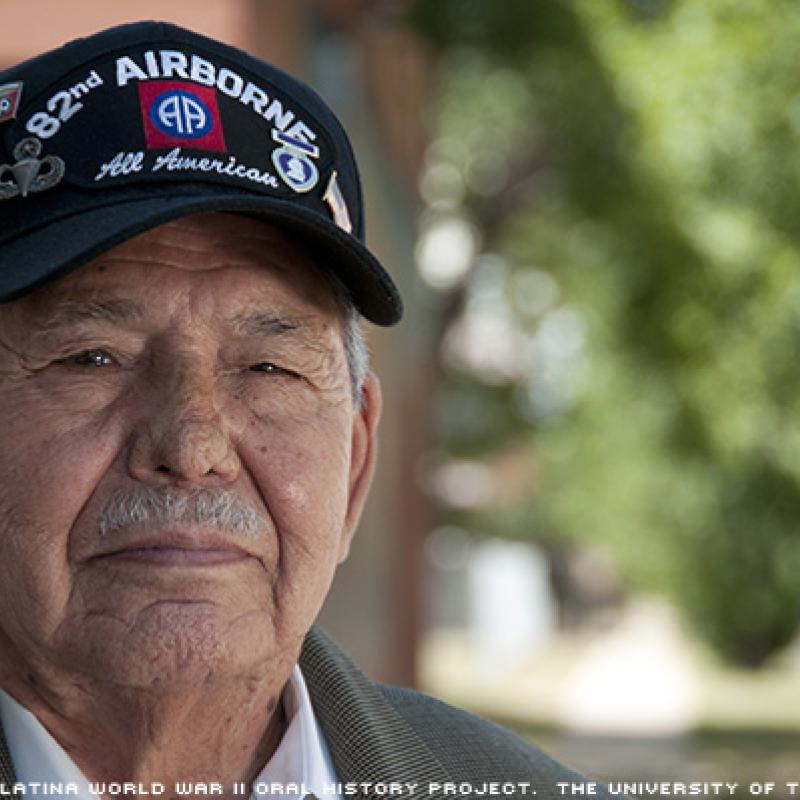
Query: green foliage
413 0 800 666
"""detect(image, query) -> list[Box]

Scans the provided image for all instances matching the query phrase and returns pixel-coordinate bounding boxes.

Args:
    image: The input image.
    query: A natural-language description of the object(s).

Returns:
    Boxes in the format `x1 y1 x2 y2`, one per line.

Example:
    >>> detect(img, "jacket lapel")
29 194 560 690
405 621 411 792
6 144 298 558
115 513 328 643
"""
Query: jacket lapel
300 627 453 798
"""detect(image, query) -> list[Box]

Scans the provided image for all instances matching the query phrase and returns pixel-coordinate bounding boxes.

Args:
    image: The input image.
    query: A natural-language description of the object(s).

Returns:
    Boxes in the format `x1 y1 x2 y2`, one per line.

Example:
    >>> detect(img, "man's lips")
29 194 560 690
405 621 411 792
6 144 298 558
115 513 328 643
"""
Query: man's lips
97 547 250 566
87 531 256 567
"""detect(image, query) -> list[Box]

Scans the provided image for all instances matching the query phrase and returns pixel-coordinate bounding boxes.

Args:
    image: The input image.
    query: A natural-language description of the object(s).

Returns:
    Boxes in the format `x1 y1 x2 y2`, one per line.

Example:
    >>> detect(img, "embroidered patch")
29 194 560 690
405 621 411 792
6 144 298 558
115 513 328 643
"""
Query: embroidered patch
0 82 23 124
271 130 319 193
138 80 226 152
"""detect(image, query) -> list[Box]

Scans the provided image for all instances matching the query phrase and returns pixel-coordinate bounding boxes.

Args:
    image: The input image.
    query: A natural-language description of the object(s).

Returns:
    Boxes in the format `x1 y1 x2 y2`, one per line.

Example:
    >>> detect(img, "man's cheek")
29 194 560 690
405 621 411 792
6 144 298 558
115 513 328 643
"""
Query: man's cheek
0 524 70 647
0 420 124 580
24 413 123 488
248 438 350 532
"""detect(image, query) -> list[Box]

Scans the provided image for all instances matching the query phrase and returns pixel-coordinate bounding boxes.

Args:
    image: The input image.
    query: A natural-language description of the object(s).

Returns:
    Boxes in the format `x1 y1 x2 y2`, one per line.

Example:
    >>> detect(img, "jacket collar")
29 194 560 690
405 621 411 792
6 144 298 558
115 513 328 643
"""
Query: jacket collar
0 715 12 784
300 626 452 796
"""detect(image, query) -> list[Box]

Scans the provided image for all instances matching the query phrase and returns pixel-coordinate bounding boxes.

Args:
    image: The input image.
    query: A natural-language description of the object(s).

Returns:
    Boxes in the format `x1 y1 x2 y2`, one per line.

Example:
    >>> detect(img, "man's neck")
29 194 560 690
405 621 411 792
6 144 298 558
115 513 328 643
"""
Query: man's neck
0 667 290 796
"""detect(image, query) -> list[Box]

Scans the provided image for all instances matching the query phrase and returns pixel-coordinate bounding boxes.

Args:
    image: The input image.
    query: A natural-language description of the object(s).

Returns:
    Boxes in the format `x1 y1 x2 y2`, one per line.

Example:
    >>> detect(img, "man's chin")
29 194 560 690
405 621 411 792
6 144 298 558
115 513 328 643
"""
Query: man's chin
57 602 273 691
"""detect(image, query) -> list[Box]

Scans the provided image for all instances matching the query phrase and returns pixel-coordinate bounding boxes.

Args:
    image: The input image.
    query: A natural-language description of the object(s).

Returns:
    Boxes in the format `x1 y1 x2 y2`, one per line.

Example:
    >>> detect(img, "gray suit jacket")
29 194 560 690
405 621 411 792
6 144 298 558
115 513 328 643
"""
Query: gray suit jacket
0 627 607 798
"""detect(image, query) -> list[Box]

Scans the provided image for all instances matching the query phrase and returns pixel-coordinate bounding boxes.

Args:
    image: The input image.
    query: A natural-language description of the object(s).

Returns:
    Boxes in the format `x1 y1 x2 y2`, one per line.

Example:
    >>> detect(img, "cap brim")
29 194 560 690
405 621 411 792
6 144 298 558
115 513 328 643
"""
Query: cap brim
0 194 403 326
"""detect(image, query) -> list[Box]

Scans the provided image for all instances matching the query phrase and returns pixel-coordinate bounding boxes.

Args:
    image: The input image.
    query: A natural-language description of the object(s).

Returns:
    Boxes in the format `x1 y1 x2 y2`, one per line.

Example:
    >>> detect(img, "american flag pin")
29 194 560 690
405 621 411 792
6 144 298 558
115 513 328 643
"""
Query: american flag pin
323 171 353 234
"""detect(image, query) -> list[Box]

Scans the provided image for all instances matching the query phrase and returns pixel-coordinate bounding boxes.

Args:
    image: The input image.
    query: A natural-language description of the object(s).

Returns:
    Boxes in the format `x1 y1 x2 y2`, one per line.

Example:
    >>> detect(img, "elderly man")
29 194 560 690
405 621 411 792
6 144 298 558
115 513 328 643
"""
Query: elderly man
0 21 609 800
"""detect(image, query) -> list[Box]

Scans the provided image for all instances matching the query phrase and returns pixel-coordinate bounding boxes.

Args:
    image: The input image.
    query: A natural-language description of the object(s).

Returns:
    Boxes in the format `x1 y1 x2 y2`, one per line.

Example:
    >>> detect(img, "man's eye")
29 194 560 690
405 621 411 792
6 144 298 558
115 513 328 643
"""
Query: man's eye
59 349 116 367
249 362 296 377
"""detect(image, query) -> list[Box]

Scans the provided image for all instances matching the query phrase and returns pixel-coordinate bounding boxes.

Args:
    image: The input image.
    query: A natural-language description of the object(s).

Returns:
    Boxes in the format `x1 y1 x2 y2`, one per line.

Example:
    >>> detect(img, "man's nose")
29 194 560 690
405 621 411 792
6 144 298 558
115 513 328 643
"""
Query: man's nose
127 367 241 487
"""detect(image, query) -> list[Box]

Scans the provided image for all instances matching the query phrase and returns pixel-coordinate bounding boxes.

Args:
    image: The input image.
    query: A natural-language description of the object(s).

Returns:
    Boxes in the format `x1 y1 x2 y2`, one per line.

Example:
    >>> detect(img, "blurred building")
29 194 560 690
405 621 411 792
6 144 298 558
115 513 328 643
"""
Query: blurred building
0 0 433 686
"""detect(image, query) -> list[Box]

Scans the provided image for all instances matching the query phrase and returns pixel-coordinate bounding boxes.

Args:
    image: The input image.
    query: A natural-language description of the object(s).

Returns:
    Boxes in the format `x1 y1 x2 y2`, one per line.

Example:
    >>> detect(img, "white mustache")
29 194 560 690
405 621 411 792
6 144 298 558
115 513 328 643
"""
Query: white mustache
98 487 267 538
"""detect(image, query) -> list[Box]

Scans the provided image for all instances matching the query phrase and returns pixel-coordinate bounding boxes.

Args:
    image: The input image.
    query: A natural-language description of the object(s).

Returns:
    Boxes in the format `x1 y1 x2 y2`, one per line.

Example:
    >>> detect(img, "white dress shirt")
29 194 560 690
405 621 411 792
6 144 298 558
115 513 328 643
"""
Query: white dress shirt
0 666 340 800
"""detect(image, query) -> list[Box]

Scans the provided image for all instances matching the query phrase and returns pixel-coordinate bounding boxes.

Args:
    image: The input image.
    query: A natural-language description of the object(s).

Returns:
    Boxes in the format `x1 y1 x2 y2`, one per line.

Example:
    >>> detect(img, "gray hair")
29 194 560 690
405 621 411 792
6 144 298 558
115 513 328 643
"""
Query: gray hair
322 270 370 408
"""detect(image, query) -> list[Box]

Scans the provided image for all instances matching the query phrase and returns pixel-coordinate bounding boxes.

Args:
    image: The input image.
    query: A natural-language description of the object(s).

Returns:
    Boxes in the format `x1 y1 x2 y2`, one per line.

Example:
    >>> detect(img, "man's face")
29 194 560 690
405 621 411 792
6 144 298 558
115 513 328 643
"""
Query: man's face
0 213 379 692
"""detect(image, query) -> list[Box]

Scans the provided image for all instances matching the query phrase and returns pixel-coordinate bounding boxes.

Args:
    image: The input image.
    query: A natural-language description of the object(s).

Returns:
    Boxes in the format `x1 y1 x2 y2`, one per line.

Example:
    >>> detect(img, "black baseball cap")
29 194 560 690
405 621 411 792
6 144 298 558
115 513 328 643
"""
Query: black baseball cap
0 20 403 325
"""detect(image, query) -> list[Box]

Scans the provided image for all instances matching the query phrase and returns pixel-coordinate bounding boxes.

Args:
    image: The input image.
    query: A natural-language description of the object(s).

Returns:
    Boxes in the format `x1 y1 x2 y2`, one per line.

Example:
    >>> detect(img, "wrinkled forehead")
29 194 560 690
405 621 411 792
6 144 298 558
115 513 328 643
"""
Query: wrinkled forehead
6 212 346 326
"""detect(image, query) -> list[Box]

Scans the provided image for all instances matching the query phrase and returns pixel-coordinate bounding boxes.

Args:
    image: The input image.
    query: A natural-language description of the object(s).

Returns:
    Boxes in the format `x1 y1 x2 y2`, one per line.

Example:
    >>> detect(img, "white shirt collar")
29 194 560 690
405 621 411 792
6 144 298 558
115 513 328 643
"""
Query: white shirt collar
255 665 340 799
0 666 339 800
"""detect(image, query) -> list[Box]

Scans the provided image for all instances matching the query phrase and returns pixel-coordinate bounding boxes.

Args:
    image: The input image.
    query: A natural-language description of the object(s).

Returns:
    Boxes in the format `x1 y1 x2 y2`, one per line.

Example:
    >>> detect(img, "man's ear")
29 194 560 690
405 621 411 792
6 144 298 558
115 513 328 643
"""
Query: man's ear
339 372 382 563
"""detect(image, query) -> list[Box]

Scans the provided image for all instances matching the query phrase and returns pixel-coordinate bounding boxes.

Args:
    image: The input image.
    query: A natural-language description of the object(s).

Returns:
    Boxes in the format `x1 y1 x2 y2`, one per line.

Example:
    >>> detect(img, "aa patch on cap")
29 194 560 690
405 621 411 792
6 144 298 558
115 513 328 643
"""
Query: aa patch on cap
138 80 227 152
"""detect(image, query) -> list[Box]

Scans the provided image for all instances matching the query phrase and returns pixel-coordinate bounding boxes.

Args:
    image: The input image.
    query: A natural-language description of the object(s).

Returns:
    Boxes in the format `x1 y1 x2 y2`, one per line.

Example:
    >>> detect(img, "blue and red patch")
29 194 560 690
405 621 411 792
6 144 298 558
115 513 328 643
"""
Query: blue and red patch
138 81 226 152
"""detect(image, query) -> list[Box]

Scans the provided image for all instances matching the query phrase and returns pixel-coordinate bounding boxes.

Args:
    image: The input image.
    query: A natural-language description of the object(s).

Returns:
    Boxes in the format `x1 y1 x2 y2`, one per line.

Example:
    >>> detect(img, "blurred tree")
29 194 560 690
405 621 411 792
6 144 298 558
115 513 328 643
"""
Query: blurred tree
411 0 800 667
